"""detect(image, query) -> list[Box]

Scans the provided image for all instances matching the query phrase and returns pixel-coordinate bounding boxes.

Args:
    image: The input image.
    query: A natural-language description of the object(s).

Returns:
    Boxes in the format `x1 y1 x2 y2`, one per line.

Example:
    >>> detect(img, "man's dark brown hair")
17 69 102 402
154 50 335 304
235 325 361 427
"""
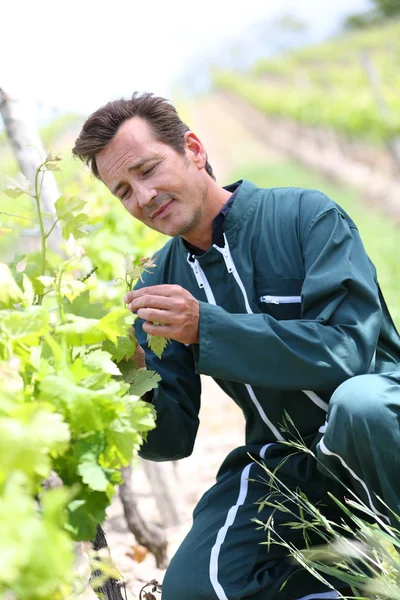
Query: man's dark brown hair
72 92 215 181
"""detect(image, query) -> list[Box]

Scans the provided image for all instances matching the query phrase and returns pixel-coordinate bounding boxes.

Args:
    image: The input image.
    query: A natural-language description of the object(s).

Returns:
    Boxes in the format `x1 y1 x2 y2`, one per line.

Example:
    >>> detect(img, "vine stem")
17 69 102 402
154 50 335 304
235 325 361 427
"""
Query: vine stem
56 257 79 324
0 211 33 221
34 163 47 302
55 268 65 324
45 217 60 240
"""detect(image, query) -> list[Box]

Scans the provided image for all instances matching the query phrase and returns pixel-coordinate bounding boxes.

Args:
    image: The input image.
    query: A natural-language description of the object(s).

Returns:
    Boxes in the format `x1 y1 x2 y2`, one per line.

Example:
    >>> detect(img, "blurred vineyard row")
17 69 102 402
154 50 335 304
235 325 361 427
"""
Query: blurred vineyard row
214 20 400 146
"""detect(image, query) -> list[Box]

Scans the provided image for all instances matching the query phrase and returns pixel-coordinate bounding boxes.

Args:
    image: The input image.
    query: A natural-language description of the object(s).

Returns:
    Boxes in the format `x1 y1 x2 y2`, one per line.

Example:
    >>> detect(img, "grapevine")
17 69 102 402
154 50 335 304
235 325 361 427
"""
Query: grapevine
0 157 163 599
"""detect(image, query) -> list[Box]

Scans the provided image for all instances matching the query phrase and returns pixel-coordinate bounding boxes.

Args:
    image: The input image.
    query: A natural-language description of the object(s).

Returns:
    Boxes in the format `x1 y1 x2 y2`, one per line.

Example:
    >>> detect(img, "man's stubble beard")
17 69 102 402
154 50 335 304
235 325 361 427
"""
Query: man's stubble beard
174 184 208 239
175 203 204 238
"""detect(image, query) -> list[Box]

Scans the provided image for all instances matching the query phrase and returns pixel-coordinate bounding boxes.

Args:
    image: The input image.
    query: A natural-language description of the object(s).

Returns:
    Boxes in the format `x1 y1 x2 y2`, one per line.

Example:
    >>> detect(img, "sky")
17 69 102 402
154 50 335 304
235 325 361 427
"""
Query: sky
1 0 370 120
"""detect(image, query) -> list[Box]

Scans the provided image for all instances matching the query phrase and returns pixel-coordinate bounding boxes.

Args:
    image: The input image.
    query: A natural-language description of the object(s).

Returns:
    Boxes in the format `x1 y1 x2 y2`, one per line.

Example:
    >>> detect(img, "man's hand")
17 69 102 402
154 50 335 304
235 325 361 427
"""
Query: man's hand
128 327 146 369
123 285 200 345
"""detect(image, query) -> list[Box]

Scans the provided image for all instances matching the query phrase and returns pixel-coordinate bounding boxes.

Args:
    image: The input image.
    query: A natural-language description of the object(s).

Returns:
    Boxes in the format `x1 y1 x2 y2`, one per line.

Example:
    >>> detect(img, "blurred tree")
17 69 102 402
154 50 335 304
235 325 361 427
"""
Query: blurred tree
344 0 400 29
375 0 400 17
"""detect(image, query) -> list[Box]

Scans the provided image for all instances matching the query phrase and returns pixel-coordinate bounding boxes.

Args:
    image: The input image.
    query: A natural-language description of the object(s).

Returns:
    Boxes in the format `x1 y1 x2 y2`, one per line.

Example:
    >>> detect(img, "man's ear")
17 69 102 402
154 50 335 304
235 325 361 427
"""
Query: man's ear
184 131 207 170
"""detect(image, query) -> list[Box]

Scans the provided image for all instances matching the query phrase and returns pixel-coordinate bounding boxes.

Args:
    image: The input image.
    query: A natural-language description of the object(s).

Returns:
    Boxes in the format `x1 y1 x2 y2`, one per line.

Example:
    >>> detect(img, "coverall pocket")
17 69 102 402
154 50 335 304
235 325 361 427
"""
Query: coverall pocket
255 277 303 320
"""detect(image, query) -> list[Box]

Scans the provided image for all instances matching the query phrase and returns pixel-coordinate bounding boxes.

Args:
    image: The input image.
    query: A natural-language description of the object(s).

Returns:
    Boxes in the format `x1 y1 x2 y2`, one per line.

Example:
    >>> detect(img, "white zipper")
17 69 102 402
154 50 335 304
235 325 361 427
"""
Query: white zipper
260 295 301 305
187 254 216 305
211 236 285 441
213 234 253 314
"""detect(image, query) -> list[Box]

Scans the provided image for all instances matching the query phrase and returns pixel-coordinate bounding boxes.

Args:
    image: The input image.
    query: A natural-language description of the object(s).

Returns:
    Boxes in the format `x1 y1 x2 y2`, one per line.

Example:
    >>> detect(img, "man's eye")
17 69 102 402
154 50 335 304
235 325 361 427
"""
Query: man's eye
143 165 155 177
121 189 130 202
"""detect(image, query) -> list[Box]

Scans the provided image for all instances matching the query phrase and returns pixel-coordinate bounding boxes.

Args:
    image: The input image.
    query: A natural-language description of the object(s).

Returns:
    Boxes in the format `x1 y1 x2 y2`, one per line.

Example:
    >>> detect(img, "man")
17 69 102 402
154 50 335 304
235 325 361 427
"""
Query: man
73 92 400 600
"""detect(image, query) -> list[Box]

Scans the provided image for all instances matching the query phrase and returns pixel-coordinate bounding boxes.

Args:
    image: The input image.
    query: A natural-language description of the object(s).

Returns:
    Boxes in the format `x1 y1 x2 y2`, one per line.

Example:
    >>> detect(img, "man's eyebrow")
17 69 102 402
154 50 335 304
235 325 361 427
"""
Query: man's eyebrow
112 181 125 196
111 156 163 196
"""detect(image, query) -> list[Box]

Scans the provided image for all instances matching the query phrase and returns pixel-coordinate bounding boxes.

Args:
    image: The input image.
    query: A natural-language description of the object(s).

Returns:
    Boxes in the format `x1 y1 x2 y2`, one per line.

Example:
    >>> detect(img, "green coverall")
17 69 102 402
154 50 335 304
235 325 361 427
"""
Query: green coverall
135 181 400 600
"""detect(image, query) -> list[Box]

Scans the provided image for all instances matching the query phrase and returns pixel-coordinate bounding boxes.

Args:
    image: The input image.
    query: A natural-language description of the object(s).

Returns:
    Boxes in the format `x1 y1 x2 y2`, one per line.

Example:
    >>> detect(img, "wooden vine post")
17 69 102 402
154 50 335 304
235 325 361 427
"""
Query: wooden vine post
0 88 63 250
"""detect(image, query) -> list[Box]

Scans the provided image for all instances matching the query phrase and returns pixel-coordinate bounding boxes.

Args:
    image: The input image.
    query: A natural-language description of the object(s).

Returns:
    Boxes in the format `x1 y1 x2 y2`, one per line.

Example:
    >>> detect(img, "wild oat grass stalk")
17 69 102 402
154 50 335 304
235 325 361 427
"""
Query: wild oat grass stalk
253 418 400 599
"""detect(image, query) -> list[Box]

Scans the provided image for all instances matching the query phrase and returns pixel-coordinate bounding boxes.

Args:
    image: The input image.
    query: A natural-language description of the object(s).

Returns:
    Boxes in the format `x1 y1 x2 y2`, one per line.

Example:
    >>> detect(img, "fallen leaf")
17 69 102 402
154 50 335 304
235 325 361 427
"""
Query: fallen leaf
125 544 148 563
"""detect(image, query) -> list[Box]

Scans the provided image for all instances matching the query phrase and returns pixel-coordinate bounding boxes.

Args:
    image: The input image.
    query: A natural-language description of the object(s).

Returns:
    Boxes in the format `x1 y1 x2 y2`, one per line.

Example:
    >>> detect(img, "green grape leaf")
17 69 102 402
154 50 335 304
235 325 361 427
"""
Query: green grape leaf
39 373 127 433
59 279 86 302
44 162 61 172
0 264 24 308
8 253 26 286
4 173 32 198
0 473 75 594
66 489 110 541
40 485 74 529
147 333 170 359
0 306 50 345
55 195 88 240
98 308 135 344
56 315 106 346
117 360 137 383
69 357 93 383
105 400 156 466
64 290 107 319
20 253 46 295
129 368 161 397
60 212 88 240
36 275 55 288
55 195 86 219
83 350 121 376
124 254 157 285
0 407 70 481
103 335 136 363
22 274 35 306
114 335 136 362
77 460 109 492
116 362 160 395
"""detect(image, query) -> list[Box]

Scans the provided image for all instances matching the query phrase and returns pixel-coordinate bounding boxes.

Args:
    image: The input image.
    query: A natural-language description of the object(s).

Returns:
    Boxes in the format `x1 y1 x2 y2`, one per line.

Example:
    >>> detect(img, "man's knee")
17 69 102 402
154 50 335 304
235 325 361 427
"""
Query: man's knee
328 373 393 429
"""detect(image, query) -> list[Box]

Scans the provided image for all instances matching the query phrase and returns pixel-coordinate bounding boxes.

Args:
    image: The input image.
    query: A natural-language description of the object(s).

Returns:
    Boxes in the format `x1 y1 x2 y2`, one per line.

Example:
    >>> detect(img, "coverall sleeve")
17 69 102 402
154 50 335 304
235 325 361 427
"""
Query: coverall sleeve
134 286 202 462
196 206 382 391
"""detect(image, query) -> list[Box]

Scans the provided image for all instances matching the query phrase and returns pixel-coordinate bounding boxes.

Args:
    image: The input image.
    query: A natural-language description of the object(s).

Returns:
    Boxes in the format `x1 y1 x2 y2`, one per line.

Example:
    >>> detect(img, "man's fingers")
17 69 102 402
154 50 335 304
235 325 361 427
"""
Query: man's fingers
124 284 184 304
142 321 174 338
136 308 171 323
128 294 175 312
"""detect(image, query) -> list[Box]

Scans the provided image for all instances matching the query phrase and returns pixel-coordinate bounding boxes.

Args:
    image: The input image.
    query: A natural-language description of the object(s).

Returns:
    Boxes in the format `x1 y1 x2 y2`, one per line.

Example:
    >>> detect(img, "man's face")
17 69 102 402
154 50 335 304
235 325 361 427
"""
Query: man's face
95 117 208 237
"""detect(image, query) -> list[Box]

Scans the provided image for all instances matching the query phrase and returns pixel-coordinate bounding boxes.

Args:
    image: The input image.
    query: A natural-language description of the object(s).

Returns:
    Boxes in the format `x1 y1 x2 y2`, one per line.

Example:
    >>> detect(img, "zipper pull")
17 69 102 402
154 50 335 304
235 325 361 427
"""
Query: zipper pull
212 243 235 273
260 295 280 304
187 255 204 289
222 248 234 273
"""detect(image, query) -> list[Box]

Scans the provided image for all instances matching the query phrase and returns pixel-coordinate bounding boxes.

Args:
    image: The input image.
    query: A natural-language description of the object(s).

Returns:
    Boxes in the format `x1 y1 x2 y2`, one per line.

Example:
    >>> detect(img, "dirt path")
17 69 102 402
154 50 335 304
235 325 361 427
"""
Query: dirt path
103 95 284 599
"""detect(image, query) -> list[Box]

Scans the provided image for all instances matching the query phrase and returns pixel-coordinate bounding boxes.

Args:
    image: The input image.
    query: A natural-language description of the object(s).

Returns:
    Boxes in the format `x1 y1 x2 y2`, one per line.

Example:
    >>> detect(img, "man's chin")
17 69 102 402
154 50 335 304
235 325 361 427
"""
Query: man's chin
147 211 200 238
157 218 196 238
149 221 187 238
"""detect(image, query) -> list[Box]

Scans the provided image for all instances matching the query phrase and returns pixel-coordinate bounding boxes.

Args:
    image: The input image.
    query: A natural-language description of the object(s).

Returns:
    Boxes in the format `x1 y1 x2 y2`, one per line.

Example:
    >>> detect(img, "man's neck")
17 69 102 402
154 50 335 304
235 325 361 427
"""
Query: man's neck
182 185 232 252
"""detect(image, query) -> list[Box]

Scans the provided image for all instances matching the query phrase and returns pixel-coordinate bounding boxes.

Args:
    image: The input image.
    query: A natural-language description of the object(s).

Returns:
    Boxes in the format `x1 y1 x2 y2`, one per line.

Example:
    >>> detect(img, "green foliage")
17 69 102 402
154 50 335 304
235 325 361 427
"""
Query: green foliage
376 0 400 17
344 0 400 30
214 21 400 146
0 156 167 598
147 333 171 359
55 195 88 240
0 474 75 600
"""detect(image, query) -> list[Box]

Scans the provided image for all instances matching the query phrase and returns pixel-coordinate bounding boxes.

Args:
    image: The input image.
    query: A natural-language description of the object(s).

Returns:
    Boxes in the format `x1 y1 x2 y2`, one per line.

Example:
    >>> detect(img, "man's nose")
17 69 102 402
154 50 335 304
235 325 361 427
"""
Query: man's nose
135 183 157 209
